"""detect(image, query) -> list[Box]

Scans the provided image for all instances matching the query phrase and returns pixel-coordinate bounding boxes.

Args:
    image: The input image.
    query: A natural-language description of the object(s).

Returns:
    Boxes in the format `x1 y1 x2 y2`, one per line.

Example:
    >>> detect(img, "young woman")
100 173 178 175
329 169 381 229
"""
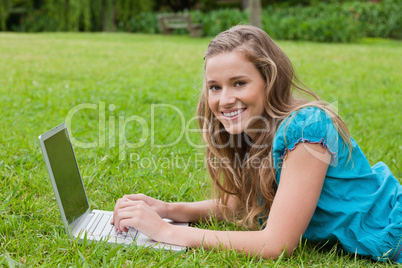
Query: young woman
111 25 402 263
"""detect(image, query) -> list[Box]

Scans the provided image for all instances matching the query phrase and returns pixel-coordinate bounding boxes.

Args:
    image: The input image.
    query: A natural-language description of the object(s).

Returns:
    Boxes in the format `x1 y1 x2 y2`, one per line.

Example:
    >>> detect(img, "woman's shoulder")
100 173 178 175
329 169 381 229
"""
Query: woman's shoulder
276 106 334 137
281 106 332 126
273 105 340 168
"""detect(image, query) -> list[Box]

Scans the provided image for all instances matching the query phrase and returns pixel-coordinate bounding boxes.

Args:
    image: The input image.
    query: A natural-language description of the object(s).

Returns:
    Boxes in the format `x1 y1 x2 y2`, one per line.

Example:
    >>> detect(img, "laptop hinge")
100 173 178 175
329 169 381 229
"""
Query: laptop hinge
72 209 93 237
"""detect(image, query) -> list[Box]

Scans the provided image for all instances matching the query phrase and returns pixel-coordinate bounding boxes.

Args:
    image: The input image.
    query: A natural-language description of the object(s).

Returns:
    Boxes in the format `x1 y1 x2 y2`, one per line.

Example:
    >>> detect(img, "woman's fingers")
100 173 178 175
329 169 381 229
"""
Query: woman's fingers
112 200 150 232
110 193 168 229
111 197 141 224
114 210 137 232
111 199 168 240
123 193 148 201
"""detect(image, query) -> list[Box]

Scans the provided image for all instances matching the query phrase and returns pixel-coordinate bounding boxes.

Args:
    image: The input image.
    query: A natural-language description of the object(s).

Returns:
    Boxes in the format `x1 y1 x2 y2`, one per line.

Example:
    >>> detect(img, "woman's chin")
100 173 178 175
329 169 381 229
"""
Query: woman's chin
223 126 244 136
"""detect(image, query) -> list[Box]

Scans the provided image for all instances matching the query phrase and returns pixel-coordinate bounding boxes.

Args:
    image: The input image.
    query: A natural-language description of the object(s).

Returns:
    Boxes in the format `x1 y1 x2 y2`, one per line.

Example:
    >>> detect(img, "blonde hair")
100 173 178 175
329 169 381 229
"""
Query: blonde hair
197 25 351 229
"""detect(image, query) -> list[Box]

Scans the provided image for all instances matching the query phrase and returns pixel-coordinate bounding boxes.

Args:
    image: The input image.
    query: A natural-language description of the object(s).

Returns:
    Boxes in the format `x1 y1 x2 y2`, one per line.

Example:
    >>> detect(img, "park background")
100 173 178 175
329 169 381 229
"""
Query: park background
1 0 401 266
0 0 401 42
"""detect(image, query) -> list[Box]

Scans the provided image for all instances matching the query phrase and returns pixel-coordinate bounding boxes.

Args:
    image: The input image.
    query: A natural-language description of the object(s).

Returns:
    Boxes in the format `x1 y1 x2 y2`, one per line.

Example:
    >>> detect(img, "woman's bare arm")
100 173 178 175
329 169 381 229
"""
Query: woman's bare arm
165 195 237 222
165 200 220 222
113 194 236 223
112 142 330 259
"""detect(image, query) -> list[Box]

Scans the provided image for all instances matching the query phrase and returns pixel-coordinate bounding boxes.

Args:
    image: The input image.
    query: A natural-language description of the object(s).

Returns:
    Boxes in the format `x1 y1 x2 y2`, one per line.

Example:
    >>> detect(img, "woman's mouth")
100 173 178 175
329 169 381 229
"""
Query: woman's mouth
221 108 246 119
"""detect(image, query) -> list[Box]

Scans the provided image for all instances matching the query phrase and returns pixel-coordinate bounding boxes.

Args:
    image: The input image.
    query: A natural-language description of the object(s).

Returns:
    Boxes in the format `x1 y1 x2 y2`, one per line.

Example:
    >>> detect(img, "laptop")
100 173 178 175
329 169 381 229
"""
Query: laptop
38 122 188 252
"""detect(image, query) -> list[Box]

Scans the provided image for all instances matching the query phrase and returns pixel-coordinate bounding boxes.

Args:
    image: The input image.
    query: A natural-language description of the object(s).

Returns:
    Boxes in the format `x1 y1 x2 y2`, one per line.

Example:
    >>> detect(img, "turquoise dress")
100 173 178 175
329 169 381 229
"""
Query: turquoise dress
271 106 402 263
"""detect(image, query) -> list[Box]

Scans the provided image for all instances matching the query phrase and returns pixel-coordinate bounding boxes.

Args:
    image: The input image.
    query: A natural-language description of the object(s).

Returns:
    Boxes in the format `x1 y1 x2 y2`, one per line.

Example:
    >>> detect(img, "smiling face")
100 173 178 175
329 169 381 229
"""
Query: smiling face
206 51 266 139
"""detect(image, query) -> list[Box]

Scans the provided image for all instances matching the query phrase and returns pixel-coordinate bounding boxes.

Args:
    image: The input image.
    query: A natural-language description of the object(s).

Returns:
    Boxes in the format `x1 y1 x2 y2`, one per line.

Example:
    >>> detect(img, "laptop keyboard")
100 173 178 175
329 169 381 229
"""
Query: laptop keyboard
83 213 138 243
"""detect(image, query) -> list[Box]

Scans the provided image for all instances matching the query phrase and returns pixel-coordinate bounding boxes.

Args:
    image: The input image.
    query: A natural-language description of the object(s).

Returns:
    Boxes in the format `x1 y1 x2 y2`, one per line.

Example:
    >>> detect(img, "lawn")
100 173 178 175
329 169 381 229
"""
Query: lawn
0 32 401 267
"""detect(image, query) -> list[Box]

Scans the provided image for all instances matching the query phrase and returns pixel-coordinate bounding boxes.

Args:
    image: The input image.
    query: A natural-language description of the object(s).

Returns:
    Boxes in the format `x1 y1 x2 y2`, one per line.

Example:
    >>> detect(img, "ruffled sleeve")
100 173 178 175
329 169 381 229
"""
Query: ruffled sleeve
273 106 340 172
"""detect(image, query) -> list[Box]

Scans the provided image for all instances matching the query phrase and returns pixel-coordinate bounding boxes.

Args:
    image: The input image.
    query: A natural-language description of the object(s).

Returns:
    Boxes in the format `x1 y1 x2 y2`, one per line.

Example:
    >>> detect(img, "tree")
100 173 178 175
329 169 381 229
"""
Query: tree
249 0 261 28
0 0 13 31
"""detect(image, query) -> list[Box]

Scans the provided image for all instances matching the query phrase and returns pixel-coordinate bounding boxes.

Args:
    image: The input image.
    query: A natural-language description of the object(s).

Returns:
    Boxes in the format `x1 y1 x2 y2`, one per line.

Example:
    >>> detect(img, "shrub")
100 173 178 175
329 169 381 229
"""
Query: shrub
10 0 402 43
343 0 402 39
117 12 159 34
194 8 248 37
262 3 364 43
261 0 401 42
13 9 60 32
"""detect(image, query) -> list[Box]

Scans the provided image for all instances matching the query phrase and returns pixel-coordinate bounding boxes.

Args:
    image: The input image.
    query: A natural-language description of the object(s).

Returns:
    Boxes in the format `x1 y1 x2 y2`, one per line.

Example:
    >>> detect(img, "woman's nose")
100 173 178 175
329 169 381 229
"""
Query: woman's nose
219 87 236 107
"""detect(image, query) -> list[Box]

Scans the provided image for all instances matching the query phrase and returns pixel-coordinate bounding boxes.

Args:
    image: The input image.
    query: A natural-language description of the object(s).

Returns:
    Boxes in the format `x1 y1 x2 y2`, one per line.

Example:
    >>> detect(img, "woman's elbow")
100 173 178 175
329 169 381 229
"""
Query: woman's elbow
260 242 297 260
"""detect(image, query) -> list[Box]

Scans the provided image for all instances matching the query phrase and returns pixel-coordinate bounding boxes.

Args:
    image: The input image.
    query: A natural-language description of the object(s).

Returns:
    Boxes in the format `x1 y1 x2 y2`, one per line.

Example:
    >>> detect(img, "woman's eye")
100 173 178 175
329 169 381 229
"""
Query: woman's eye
235 81 246 87
209 85 221 91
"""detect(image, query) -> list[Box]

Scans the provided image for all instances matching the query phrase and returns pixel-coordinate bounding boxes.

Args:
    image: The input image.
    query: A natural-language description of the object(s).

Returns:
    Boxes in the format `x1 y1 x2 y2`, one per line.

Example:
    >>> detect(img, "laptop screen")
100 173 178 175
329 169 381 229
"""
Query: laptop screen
43 128 89 225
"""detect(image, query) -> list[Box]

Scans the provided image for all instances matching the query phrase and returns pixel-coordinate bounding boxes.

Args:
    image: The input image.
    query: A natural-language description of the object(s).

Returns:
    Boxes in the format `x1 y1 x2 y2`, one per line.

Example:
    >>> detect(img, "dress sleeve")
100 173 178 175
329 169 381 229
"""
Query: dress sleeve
272 106 340 171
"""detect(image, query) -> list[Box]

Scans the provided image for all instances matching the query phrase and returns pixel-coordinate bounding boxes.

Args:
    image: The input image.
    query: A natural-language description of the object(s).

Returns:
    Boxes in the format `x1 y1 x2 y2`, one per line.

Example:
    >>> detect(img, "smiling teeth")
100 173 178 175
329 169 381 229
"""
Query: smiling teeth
223 109 245 117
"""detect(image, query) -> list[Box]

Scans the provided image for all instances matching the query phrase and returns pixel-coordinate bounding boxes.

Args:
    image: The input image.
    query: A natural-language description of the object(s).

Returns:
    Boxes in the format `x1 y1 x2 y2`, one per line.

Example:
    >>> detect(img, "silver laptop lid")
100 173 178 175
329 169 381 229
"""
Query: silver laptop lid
38 123 91 236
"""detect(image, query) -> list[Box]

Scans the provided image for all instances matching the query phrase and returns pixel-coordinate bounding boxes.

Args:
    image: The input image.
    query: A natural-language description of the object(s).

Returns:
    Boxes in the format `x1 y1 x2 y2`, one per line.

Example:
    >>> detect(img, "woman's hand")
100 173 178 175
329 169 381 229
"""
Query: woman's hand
111 195 170 241
114 194 169 218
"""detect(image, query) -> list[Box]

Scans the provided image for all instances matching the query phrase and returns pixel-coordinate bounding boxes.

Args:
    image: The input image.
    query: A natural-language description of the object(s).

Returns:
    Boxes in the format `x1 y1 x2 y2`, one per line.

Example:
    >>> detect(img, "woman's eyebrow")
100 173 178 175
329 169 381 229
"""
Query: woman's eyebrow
206 80 218 84
228 75 249 81
207 75 249 84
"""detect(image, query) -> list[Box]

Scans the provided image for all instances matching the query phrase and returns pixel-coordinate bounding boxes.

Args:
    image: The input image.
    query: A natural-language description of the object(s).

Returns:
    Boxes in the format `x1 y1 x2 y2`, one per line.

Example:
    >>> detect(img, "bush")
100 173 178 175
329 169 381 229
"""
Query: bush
262 3 363 43
192 8 248 37
10 0 402 43
13 9 60 32
344 0 402 39
117 12 159 34
117 9 248 37
261 0 401 42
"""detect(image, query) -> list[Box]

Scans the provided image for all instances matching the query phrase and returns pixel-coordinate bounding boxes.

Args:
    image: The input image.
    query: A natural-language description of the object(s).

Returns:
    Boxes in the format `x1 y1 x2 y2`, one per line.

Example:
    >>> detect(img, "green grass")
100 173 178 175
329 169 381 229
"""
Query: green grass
0 32 401 267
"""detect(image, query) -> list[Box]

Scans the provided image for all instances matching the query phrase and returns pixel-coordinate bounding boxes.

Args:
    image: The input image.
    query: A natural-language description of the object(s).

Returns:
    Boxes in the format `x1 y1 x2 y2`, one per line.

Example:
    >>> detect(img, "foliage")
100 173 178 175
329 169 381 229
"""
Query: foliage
115 8 248 36
116 0 153 21
154 0 198 12
345 0 402 39
197 0 242 11
117 12 159 34
0 0 12 30
261 0 368 7
194 1 401 42
10 0 154 32
262 0 402 42
12 9 57 32
262 3 363 43
192 8 248 37
2 0 402 43
0 32 400 266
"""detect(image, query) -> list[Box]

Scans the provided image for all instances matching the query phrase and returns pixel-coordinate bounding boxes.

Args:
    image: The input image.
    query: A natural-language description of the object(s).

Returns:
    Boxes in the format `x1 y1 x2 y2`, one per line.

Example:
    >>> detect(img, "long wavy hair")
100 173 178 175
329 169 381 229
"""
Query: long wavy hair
197 25 352 229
